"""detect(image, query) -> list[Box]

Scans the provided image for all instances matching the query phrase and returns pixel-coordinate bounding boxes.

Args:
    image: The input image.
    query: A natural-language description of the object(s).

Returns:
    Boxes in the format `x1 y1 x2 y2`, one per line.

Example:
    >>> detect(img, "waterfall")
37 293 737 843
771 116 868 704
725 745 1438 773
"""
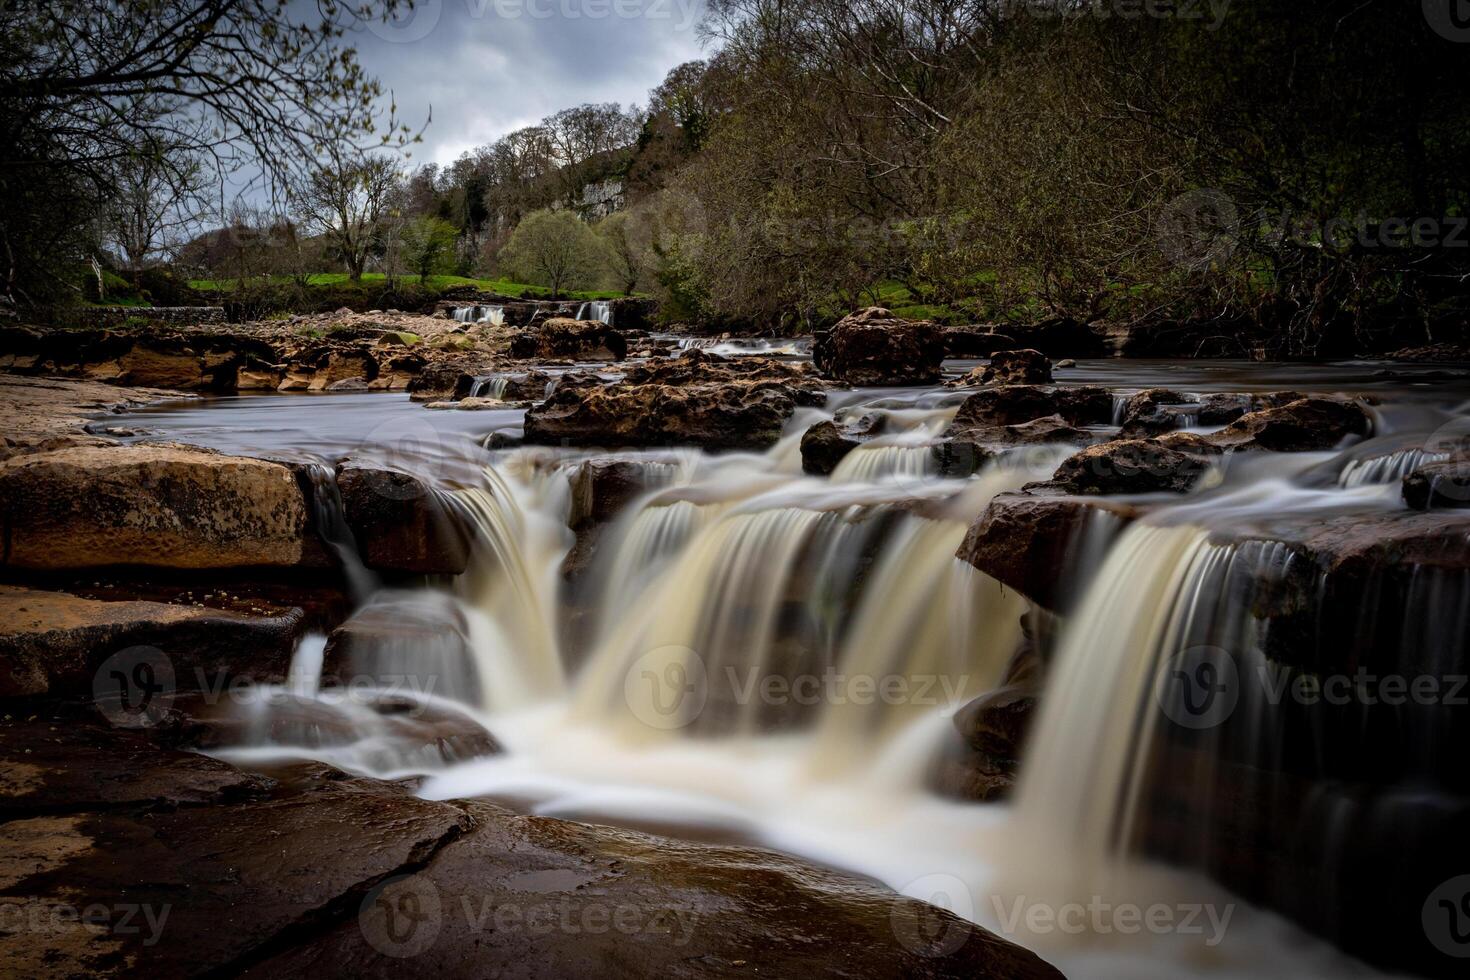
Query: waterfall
452 305 505 326
300 462 378 603
470 374 511 400
575 300 612 324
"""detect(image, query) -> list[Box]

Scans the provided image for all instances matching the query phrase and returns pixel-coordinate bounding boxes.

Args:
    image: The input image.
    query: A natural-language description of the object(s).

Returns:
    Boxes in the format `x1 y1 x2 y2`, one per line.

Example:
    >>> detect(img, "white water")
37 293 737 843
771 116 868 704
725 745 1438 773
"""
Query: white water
576 300 612 324
452 304 505 326
197 379 1464 978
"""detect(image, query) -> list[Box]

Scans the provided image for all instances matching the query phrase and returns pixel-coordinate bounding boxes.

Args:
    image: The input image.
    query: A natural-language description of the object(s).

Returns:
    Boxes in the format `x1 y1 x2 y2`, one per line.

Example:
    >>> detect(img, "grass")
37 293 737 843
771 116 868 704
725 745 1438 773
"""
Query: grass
187 272 626 301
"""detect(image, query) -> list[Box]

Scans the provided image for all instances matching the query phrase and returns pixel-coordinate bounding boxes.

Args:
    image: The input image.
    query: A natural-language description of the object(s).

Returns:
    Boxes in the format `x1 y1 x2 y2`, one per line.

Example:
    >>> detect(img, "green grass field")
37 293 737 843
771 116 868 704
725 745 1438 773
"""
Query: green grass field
187 272 627 302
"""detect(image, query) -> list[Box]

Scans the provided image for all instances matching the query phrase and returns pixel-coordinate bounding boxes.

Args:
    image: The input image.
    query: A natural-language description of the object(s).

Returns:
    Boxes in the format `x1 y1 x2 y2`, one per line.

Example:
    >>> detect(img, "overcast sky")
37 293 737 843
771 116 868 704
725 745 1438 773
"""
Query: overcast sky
345 0 710 167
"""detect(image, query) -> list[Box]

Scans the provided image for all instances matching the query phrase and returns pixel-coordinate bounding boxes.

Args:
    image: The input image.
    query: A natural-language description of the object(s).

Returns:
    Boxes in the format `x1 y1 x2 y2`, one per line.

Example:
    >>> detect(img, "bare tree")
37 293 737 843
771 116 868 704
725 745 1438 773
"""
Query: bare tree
104 139 207 272
293 151 401 281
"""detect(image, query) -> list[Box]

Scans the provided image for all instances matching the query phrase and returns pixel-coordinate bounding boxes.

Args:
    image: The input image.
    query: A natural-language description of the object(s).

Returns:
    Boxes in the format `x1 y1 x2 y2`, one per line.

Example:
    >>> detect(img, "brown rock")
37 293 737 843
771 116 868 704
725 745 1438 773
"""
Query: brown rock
799 414 886 475
982 349 1052 386
947 385 1112 434
816 307 945 386
943 325 1019 358
0 445 306 569
1044 438 1215 494
957 493 1141 609
525 383 796 451
1204 397 1370 452
335 463 471 576
0 585 302 698
510 317 627 361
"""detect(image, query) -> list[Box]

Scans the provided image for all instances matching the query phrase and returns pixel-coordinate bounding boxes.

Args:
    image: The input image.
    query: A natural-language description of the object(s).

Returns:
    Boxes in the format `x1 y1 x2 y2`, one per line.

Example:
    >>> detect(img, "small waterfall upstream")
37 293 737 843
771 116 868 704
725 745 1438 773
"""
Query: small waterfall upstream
452 304 505 326
575 300 612 324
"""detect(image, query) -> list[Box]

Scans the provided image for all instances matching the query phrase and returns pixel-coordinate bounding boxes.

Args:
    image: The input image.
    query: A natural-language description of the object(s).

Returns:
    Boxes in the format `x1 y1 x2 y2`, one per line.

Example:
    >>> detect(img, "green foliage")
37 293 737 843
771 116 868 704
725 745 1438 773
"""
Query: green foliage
497 210 606 298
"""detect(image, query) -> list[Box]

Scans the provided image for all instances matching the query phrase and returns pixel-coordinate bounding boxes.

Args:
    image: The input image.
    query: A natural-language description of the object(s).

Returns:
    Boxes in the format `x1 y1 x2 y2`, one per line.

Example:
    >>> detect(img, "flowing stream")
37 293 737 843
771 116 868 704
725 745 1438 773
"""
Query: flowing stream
121 358 1470 978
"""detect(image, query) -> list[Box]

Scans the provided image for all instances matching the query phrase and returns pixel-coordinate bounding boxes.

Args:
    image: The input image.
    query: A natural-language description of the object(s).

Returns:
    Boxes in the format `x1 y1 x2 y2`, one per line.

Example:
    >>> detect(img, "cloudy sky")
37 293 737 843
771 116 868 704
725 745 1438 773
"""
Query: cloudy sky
346 0 710 166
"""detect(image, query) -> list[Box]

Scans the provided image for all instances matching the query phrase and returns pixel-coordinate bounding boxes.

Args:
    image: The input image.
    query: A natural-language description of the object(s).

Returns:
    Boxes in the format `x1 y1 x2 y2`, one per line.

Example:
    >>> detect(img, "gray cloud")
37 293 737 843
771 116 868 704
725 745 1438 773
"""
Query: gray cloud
348 0 709 166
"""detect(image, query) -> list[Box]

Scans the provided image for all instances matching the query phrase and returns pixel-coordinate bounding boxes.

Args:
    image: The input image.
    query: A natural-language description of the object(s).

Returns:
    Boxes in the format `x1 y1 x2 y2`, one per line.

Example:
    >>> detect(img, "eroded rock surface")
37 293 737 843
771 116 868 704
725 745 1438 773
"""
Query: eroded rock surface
0 444 306 570
814 307 945 386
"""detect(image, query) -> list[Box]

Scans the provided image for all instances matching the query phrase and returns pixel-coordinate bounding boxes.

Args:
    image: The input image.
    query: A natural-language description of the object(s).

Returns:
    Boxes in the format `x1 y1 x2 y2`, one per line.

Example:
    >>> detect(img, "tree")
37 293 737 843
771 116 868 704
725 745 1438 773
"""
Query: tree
598 212 645 295
401 216 459 282
104 139 207 273
0 0 417 304
498 210 604 298
294 152 400 281
543 104 644 209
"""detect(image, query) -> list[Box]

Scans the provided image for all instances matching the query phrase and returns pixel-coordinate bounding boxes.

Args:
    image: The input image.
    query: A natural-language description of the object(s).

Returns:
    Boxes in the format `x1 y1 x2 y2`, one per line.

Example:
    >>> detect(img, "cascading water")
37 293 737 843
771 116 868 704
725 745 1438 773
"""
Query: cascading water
575 300 612 324
452 304 505 326
175 364 1470 980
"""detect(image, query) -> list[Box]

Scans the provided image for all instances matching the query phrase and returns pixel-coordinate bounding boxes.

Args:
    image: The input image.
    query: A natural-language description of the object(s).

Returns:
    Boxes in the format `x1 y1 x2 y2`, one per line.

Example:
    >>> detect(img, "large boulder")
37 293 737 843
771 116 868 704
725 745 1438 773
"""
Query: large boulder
621 349 833 405
1119 389 1307 437
525 383 796 451
957 493 1141 610
335 462 472 576
509 316 627 361
1201 397 1370 452
1000 316 1111 358
981 349 1052 386
947 385 1112 434
0 445 306 569
815 307 945 385
0 585 303 698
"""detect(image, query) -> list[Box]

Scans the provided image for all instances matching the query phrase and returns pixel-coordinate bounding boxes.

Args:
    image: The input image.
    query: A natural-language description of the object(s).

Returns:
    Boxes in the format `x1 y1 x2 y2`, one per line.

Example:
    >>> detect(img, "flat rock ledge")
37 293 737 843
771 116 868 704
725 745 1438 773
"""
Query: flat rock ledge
0 710 1063 980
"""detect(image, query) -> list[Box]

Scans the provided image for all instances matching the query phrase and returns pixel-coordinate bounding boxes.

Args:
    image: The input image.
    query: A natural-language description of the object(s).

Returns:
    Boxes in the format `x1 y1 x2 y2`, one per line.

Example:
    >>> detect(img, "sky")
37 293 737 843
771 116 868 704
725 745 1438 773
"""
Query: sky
345 0 711 167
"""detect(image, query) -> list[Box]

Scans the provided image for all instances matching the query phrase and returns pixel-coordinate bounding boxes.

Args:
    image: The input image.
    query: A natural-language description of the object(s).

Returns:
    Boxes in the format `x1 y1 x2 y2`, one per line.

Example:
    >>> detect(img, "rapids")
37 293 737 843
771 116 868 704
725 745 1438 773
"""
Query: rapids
118 358 1470 979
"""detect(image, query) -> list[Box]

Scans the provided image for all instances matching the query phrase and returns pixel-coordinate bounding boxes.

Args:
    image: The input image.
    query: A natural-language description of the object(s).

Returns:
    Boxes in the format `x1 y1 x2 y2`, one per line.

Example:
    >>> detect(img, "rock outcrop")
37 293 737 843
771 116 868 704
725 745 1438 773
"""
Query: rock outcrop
0 445 305 570
814 307 945 386
0 585 302 698
335 462 472 576
526 383 796 452
508 316 627 361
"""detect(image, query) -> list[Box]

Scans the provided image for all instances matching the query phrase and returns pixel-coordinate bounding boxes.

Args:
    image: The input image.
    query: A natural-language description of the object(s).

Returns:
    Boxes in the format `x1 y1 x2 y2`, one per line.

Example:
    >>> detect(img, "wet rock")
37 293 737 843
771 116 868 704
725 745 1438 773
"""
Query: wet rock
509 316 627 361
254 798 1061 978
1402 456 1470 510
982 349 1052 386
1203 397 1370 452
568 457 675 526
0 713 272 812
525 383 796 452
1043 438 1215 495
957 493 1142 610
954 685 1038 761
815 307 945 386
943 325 1019 358
0 709 1059 979
1119 389 1308 437
185 690 500 767
0 445 306 570
799 414 886 475
335 463 472 576
326 377 369 392
947 385 1112 433
0 585 302 698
